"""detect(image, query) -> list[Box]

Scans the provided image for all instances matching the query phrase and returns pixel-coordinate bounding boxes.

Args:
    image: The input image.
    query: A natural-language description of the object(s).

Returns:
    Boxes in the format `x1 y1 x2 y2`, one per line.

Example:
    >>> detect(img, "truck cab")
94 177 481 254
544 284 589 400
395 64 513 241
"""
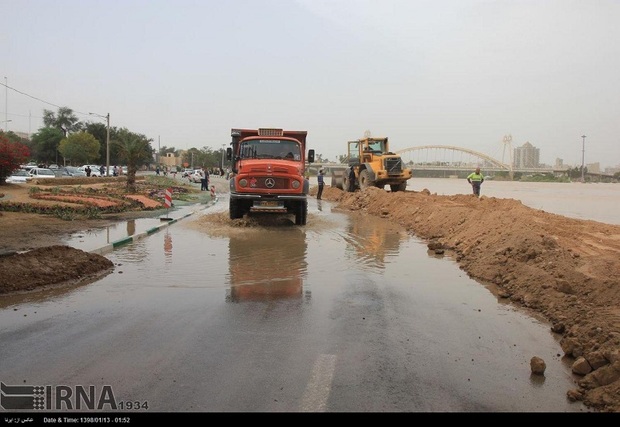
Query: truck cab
226 128 315 225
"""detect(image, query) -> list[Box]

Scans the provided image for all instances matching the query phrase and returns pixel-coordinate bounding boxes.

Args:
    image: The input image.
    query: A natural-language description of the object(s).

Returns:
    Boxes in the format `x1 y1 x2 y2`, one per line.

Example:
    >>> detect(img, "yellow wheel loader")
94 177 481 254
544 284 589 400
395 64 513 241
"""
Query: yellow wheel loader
332 136 411 192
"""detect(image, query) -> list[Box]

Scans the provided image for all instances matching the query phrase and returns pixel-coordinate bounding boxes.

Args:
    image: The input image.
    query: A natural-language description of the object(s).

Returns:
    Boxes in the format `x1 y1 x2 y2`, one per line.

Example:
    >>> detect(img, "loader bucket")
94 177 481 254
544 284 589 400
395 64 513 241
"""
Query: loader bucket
331 170 344 190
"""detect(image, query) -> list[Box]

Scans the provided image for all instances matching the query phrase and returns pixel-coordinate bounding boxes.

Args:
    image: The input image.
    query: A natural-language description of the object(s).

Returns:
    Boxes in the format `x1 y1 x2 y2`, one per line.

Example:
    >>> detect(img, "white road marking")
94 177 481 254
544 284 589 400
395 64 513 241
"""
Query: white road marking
300 354 337 412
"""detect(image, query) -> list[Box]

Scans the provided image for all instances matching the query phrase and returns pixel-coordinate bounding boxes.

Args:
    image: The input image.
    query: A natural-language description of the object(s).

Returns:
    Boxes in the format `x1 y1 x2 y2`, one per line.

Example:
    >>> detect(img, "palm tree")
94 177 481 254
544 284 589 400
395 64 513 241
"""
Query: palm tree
113 129 153 191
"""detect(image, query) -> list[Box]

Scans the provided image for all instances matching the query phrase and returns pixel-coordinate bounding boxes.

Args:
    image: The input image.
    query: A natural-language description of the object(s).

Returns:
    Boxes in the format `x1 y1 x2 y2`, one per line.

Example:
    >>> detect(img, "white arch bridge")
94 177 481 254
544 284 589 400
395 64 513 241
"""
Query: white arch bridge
312 145 614 179
395 145 515 173
312 145 568 178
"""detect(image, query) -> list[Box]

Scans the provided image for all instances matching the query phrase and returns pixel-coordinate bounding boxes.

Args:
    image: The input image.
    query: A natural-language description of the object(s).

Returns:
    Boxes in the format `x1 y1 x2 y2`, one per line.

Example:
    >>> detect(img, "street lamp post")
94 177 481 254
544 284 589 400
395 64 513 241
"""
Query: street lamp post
4 76 7 132
581 134 586 183
221 144 226 169
89 112 110 176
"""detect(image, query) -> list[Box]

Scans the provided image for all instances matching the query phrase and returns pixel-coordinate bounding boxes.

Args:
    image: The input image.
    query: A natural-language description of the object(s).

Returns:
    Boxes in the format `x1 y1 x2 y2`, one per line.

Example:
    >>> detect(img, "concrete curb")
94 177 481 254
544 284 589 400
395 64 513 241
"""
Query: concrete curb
90 195 219 255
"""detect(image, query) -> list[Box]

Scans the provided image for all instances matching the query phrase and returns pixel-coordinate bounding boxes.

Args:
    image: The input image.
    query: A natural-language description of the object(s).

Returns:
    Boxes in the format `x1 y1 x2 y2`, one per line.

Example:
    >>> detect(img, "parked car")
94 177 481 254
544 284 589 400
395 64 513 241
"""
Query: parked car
79 165 102 177
64 166 87 177
189 170 204 183
28 168 56 179
5 169 33 183
105 165 126 176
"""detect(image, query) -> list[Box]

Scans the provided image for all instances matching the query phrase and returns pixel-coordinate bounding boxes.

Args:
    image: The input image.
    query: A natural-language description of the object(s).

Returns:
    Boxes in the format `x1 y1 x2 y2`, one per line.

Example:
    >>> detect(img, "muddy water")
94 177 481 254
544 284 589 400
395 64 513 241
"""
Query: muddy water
0 193 591 412
407 178 620 225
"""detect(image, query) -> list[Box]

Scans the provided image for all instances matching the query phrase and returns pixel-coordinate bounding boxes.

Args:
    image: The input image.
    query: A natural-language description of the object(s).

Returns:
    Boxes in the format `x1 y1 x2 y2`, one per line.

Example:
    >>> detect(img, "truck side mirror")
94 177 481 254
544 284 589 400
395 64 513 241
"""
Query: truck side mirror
307 149 315 163
226 147 232 161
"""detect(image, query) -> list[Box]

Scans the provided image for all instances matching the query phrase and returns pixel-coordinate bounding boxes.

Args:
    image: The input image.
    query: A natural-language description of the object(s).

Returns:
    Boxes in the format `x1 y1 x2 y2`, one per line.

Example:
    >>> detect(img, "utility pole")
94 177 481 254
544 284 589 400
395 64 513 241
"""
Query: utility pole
106 113 110 176
581 135 586 183
4 77 7 132
89 112 110 175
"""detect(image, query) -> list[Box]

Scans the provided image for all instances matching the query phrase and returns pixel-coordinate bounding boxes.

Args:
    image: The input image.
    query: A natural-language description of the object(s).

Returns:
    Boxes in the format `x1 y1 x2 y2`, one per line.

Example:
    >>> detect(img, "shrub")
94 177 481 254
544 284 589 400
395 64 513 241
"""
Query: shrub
0 135 30 182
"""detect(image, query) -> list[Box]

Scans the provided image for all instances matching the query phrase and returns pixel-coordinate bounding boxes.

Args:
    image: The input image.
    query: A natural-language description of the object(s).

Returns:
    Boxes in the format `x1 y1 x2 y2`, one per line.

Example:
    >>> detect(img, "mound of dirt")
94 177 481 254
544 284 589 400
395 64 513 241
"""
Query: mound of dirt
0 245 114 294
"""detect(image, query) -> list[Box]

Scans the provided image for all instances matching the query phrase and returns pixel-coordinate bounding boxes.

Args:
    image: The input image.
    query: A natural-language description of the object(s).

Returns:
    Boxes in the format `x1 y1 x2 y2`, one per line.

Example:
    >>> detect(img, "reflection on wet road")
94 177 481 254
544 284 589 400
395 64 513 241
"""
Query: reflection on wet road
0 195 588 412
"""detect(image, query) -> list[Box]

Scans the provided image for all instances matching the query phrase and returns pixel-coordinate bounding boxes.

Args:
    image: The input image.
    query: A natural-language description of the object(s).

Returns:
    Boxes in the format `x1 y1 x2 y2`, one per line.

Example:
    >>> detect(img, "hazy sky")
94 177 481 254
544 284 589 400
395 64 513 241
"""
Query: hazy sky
2 0 619 168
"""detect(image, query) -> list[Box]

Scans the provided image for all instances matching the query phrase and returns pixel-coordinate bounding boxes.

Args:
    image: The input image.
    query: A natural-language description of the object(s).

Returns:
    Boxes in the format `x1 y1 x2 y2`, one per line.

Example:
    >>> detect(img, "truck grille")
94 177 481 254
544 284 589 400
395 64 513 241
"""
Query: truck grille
249 177 289 189
385 158 403 174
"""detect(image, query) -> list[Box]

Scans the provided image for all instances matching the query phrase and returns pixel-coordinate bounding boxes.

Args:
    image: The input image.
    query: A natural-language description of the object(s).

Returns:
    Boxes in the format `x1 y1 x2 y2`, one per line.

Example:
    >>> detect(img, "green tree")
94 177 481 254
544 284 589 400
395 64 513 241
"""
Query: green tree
113 129 153 191
181 146 221 169
58 132 100 166
83 121 109 164
0 133 31 183
1 130 22 144
30 127 64 165
43 107 81 134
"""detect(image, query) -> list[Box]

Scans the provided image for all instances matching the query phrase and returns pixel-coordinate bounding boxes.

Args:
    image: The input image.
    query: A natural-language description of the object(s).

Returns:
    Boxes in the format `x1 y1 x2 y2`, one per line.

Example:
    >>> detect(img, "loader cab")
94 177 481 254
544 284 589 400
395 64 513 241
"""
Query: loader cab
360 138 382 163
348 140 360 166
364 138 388 154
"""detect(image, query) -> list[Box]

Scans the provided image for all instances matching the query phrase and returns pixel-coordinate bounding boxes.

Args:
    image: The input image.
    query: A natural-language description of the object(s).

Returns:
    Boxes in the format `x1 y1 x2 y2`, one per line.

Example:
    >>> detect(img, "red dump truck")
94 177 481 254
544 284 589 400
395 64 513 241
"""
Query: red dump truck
226 128 315 225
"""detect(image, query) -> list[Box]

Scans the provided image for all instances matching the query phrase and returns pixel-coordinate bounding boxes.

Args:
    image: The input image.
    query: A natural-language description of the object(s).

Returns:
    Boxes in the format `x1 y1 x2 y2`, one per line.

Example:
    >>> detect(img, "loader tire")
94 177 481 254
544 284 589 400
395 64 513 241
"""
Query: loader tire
359 169 375 191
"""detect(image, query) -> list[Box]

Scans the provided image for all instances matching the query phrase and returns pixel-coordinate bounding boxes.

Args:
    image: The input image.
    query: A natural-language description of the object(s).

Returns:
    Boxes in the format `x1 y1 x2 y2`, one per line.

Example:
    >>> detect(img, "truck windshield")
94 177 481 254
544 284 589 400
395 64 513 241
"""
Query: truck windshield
239 139 301 160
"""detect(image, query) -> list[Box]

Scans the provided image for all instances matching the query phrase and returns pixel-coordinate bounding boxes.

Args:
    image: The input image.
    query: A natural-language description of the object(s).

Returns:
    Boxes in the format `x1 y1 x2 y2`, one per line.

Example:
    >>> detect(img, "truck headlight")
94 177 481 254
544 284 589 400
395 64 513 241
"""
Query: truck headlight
238 178 248 187
291 180 300 189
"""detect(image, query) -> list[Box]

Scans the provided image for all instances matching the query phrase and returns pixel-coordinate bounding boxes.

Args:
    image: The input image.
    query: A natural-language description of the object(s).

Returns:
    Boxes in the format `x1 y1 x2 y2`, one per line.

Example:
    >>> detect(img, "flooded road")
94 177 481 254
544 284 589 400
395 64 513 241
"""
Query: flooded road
0 185 590 412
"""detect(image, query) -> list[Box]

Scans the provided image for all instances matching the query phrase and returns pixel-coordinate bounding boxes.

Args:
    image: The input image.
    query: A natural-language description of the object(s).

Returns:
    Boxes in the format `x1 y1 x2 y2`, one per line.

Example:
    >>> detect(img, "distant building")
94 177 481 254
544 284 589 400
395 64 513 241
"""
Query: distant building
13 131 30 140
605 165 620 175
554 158 569 171
160 152 181 170
587 162 601 174
513 141 540 168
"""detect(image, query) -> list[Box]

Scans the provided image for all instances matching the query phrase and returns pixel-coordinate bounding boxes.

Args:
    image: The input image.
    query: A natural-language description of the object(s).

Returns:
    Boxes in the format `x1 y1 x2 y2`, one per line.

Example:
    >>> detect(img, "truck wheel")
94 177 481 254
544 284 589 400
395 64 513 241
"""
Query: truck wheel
229 198 243 219
295 201 307 225
359 169 375 191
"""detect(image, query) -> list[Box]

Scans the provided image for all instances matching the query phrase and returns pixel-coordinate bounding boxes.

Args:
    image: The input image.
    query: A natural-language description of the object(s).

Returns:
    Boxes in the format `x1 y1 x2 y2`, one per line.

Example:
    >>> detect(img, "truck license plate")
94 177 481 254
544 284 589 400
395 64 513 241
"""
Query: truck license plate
256 201 281 207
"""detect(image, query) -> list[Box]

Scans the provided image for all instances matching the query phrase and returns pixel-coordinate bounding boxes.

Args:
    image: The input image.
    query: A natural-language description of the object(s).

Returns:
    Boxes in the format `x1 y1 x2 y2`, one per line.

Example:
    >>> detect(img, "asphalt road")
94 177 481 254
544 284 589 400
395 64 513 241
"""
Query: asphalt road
0 194 589 413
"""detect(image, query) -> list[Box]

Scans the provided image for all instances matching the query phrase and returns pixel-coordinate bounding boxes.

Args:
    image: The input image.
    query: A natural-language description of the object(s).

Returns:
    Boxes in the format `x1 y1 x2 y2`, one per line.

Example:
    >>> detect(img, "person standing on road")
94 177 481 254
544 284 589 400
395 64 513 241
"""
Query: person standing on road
201 168 209 191
85 165 91 177
317 169 325 200
347 168 356 192
99 165 105 176
467 167 484 197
